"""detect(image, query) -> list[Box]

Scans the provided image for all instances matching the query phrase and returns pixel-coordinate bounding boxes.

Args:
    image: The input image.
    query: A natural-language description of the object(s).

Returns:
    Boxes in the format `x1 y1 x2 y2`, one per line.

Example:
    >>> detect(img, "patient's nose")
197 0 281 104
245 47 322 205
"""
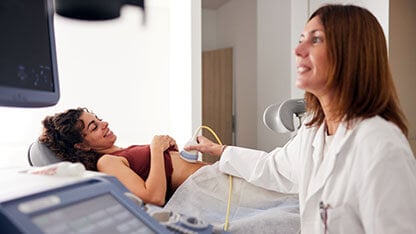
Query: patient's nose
100 121 109 129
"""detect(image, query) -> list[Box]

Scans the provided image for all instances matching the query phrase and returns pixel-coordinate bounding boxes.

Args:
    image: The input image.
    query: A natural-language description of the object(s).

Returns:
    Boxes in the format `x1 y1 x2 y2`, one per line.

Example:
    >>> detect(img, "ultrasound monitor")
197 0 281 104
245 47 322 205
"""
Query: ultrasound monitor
0 175 169 233
0 0 60 107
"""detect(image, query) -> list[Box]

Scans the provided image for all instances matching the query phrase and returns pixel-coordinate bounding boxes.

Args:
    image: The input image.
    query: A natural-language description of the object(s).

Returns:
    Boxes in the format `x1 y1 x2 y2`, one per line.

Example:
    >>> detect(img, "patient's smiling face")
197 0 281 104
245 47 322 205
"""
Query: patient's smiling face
76 111 117 153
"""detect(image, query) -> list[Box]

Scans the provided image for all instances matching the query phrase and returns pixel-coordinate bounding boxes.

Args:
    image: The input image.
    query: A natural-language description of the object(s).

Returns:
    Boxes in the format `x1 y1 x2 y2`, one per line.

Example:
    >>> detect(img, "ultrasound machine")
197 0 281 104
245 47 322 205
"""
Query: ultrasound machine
0 1 217 233
0 168 215 233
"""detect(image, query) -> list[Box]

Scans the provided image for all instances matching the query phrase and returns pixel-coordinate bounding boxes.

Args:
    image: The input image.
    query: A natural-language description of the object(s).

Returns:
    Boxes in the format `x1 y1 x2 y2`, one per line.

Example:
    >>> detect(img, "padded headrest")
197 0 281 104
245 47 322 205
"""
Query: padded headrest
28 140 62 166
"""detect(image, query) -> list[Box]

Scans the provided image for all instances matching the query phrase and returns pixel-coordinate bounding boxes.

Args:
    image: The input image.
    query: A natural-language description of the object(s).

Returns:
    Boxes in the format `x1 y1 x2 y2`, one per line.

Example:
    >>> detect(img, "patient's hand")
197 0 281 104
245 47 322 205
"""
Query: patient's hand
184 136 224 157
151 135 178 152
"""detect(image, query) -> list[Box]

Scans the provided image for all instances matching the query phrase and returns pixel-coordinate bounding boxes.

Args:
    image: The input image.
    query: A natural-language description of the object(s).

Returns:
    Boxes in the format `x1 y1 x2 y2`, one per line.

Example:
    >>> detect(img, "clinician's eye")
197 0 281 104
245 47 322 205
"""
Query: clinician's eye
298 35 305 44
312 36 323 44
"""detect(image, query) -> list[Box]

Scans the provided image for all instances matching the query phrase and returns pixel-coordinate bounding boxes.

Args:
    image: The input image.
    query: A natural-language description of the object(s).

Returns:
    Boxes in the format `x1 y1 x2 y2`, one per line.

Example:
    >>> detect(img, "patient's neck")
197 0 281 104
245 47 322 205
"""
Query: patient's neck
97 145 123 155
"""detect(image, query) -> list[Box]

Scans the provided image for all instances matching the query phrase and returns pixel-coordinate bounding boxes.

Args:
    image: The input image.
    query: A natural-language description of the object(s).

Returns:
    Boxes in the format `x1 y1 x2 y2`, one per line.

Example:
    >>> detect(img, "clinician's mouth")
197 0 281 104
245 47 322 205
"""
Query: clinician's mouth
297 66 311 74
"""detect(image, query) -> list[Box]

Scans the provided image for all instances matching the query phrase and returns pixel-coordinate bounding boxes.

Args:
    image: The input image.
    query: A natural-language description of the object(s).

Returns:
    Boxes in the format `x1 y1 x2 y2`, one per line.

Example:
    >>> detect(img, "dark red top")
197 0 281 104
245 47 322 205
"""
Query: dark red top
110 145 175 202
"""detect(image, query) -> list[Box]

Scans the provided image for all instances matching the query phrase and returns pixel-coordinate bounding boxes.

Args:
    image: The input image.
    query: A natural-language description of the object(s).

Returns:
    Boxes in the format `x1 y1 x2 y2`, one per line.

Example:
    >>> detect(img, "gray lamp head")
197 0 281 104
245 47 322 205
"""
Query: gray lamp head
263 98 306 133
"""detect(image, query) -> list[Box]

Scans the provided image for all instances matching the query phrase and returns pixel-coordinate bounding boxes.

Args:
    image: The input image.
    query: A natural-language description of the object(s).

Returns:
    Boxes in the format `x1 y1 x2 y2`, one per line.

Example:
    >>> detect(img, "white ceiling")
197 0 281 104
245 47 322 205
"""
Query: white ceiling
202 0 230 10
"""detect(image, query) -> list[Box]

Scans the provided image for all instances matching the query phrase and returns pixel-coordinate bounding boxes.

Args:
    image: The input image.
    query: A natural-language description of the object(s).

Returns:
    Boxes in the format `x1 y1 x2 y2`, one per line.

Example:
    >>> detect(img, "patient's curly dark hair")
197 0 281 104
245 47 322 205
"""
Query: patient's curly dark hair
39 107 101 170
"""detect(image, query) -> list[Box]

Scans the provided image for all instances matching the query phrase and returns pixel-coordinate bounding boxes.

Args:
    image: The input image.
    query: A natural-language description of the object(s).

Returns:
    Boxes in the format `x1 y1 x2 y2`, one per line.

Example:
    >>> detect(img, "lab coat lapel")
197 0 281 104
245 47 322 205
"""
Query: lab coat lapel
301 122 354 225
305 122 352 202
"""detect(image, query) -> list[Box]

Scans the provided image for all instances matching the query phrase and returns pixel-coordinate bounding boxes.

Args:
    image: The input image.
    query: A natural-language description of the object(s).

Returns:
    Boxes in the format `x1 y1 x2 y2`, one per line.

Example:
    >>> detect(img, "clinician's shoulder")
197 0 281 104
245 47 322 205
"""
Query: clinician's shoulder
354 116 405 143
352 116 412 162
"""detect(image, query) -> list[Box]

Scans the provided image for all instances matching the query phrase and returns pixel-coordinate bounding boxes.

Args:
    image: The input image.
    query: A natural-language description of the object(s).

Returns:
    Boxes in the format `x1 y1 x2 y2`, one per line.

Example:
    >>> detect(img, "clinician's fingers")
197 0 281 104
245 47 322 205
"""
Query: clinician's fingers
184 136 223 156
196 136 213 144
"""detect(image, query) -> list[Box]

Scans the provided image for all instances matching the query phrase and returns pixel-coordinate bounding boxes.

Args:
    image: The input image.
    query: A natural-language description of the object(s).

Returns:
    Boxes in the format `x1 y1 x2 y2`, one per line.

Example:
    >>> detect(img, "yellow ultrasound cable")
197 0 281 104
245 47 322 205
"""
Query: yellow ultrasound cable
197 125 233 232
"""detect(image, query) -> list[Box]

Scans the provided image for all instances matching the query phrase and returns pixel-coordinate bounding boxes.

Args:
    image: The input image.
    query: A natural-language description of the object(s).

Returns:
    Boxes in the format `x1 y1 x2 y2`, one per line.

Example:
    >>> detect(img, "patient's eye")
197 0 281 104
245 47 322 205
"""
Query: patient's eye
93 115 103 127
91 124 98 131
88 121 98 132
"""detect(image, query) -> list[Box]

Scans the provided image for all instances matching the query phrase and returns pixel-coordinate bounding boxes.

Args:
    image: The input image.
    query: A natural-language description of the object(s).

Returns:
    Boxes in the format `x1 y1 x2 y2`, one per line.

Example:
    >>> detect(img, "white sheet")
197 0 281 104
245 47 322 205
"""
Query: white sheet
164 162 300 233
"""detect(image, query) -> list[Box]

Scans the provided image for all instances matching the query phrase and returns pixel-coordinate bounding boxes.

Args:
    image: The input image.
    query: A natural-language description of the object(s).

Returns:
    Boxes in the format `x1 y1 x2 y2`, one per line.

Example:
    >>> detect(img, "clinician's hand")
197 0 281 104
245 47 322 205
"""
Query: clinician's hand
184 136 225 157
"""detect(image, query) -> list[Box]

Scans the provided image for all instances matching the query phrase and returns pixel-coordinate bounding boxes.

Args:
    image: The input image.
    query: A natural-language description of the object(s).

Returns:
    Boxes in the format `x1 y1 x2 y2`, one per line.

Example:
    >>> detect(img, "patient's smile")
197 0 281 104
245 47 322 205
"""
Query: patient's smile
104 129 113 138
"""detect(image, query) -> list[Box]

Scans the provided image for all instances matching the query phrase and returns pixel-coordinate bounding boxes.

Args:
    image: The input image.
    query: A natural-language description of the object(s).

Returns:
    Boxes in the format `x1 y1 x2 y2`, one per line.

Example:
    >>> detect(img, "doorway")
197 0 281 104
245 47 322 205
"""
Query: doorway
202 47 234 162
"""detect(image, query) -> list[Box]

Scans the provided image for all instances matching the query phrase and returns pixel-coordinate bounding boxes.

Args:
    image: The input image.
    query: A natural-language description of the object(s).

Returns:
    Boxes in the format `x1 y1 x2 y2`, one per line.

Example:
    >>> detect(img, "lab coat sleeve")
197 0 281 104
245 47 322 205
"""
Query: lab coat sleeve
359 138 416 233
219 136 301 194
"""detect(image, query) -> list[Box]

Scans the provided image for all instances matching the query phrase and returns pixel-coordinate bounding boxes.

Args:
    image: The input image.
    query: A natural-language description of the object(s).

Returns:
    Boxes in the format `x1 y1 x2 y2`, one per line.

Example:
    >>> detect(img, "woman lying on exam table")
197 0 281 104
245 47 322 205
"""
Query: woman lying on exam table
40 107 208 206
185 4 416 234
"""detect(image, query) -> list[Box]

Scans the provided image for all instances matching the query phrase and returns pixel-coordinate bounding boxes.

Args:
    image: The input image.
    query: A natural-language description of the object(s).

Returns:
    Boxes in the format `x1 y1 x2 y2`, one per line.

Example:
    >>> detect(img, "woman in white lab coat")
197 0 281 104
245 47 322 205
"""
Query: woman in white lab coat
185 4 416 233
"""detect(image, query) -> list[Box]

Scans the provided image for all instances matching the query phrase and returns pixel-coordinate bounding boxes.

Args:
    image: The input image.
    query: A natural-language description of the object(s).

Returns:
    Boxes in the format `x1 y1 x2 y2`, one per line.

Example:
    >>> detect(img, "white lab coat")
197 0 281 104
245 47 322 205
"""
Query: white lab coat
219 116 416 233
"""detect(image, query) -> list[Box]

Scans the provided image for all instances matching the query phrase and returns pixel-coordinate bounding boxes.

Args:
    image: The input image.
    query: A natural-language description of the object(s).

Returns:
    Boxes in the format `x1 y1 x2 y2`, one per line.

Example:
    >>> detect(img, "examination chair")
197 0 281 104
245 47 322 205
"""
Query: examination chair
27 140 62 166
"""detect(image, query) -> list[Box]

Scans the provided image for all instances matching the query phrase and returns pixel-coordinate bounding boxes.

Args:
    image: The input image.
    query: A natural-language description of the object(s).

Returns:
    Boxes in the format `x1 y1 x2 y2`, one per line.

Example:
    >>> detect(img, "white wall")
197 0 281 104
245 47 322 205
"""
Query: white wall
290 1 309 99
0 0 201 168
169 0 202 146
257 0 292 151
202 9 217 51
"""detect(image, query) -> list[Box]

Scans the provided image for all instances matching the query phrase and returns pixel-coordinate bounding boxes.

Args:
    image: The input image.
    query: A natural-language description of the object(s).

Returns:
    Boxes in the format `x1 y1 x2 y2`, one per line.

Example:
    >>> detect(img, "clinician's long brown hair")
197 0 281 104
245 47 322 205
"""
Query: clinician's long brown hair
304 4 408 136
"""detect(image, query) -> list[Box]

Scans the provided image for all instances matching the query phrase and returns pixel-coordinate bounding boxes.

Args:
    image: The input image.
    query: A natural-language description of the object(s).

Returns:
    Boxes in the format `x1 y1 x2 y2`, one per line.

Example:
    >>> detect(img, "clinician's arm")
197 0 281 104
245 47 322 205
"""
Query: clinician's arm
219 134 302 194
186 130 303 193
97 135 177 206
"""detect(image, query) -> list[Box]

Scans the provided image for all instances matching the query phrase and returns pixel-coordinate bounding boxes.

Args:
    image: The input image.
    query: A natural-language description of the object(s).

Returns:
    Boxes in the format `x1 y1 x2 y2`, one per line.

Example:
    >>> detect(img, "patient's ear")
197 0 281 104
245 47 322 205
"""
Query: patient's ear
74 143 91 151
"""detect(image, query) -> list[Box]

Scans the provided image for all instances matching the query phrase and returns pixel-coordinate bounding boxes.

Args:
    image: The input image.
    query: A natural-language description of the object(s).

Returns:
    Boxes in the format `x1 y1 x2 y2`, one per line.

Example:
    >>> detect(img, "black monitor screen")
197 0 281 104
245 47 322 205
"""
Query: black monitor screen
0 0 59 107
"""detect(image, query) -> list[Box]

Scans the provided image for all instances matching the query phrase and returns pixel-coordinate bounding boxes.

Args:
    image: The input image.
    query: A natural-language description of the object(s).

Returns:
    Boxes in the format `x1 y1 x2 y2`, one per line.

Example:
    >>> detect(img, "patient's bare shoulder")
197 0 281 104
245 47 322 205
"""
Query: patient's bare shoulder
97 154 129 170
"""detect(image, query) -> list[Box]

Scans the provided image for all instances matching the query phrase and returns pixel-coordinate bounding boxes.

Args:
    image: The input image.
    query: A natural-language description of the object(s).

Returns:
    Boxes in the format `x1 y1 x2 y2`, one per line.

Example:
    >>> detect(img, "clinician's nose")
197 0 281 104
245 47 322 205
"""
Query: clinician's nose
294 41 308 58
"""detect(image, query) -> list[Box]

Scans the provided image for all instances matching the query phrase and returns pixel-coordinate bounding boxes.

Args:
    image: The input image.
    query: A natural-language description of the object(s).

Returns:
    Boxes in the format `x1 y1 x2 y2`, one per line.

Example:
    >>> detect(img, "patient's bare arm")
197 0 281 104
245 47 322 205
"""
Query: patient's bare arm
97 135 176 206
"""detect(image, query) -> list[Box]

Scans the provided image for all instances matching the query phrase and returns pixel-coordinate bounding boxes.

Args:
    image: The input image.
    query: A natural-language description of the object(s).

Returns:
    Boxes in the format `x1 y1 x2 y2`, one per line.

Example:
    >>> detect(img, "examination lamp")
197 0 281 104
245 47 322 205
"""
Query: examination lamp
263 98 306 133
54 0 145 20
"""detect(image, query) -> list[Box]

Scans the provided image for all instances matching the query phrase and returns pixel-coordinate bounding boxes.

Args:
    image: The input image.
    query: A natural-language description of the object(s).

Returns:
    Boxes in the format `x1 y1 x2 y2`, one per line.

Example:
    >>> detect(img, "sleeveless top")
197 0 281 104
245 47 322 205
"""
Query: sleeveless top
110 145 175 202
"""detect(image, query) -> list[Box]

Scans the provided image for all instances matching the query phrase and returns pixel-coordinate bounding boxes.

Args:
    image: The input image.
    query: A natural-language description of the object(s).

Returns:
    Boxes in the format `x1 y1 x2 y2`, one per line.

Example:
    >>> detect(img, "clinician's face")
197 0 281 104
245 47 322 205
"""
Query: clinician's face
294 16 329 97
77 111 117 153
